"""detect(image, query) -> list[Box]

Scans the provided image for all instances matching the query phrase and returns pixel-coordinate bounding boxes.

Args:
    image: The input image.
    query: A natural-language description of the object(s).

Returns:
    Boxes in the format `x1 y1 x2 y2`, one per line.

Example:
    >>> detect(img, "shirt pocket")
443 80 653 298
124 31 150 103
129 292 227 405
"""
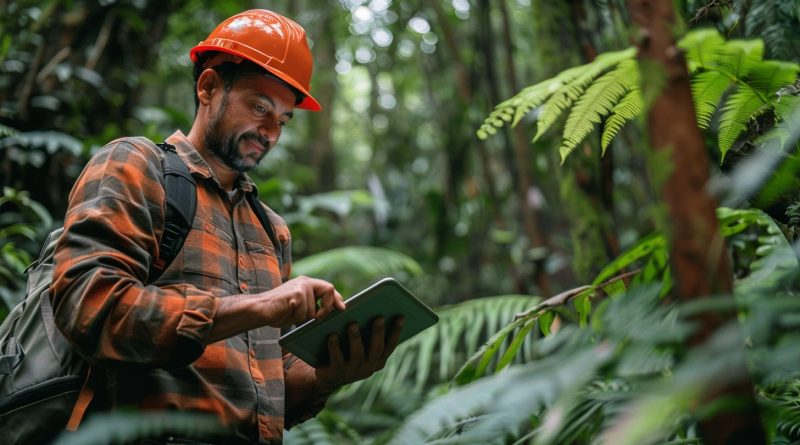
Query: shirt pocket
244 240 282 291
179 220 238 291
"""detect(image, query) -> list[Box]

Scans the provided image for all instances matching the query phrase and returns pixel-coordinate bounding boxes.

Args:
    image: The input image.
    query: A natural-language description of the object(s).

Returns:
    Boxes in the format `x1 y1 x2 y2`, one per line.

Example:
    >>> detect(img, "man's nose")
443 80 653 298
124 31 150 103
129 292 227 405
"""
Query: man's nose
258 121 280 144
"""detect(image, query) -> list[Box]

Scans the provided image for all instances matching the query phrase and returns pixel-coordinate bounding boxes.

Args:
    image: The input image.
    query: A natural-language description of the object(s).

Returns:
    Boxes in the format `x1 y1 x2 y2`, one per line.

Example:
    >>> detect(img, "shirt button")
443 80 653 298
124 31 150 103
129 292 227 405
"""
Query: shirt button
240 283 248 292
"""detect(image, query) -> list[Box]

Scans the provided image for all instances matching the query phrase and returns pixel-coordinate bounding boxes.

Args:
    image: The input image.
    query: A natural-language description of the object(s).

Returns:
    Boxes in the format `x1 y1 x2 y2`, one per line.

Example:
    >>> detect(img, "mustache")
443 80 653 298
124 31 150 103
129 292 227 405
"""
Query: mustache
239 133 270 151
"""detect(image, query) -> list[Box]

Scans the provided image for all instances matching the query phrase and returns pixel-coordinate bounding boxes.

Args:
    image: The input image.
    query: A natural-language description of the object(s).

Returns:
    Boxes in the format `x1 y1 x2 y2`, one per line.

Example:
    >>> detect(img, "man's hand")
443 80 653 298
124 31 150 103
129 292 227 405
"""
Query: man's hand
314 316 405 392
261 276 346 327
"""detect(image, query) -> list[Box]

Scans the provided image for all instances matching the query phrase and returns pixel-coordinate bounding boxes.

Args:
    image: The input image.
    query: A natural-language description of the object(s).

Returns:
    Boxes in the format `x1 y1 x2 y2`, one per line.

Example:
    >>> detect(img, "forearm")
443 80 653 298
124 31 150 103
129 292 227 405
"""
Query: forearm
206 293 273 344
208 277 347 344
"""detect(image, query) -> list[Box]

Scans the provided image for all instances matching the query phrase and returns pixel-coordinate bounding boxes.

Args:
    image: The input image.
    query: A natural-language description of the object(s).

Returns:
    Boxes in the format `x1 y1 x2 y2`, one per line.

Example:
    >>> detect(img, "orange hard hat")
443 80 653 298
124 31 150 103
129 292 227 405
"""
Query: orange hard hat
190 9 321 111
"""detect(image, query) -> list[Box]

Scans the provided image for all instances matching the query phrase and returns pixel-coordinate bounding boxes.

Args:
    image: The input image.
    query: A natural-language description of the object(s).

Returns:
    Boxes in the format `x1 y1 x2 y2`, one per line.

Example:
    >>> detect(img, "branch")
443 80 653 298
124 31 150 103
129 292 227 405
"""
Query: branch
514 268 641 320
85 11 116 71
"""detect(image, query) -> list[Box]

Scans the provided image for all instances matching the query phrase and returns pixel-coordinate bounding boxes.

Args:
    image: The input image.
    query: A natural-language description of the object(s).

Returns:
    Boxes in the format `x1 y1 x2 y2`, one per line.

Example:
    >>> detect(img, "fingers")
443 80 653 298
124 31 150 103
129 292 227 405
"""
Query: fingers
346 322 365 363
367 317 386 359
383 317 405 359
334 291 346 311
315 286 345 320
327 333 345 366
271 276 342 325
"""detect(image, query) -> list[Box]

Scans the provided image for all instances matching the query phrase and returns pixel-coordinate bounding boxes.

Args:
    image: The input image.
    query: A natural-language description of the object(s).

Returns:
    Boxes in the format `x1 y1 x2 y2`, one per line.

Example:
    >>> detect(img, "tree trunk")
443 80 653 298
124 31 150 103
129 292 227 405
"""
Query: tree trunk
495 0 551 295
626 1 765 444
306 6 338 192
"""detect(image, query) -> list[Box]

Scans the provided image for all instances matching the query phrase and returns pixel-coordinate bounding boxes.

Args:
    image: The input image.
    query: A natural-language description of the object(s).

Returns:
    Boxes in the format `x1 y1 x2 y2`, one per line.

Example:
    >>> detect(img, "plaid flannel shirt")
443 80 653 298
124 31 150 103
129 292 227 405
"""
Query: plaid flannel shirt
51 130 323 444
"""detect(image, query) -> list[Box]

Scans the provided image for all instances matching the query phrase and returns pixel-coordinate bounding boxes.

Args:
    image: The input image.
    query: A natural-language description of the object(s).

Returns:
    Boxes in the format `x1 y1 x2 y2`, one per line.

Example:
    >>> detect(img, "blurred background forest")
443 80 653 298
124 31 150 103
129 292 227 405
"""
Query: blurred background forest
2 0 800 444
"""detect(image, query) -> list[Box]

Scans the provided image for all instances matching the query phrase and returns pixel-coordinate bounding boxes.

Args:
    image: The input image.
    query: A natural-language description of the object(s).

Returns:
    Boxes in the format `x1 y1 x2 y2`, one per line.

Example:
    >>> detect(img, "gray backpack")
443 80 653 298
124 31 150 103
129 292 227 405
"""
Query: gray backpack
0 137 281 444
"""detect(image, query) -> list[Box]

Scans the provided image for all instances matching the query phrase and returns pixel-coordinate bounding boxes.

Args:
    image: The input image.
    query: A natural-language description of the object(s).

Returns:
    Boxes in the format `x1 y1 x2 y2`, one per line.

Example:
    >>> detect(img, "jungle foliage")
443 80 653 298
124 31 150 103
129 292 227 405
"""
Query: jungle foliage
1 0 800 444
477 29 800 163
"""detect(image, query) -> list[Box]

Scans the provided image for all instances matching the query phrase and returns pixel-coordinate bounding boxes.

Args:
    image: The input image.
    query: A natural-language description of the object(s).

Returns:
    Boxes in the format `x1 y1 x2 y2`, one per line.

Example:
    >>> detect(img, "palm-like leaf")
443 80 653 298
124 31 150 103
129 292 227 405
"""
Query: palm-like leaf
331 295 539 409
385 342 610 445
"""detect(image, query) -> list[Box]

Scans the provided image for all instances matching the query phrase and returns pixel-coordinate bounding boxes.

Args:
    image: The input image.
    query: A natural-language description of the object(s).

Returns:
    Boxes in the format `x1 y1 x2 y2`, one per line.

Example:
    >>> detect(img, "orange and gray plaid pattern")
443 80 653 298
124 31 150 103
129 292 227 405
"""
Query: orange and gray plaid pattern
51 131 312 444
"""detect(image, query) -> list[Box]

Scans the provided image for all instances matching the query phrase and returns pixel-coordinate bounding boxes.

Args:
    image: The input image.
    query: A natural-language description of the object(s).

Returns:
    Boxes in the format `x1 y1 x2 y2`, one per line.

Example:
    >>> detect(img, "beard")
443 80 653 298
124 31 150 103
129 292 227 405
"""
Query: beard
204 94 270 173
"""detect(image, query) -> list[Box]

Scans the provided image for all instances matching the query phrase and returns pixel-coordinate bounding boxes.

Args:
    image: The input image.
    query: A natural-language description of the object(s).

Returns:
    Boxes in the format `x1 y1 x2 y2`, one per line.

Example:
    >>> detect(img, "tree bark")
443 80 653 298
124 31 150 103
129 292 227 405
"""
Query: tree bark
626 1 764 444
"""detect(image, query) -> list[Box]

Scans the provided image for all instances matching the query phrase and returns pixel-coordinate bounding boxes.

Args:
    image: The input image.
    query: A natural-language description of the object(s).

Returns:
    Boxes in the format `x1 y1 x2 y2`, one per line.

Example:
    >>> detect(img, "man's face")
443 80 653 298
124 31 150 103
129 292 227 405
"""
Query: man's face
204 72 296 173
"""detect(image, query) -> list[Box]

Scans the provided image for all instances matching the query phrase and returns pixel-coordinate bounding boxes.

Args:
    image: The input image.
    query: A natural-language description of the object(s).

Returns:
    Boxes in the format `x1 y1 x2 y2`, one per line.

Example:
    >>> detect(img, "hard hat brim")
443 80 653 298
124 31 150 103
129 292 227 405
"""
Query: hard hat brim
190 45 322 112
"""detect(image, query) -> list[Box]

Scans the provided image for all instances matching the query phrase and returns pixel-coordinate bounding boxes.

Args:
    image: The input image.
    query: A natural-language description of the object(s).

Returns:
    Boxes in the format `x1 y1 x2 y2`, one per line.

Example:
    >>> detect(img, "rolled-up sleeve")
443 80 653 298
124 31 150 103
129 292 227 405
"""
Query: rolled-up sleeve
51 139 218 369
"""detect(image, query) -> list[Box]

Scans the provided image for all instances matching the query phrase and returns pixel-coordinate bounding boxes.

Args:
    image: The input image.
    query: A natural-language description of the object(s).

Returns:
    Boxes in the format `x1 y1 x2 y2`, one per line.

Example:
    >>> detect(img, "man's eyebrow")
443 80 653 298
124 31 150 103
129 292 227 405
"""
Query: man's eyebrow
257 94 293 118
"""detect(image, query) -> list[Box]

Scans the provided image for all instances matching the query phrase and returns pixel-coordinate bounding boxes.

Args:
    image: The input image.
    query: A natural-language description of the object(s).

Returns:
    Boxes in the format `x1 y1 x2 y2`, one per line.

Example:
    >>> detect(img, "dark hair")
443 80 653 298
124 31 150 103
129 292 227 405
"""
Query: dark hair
192 55 304 113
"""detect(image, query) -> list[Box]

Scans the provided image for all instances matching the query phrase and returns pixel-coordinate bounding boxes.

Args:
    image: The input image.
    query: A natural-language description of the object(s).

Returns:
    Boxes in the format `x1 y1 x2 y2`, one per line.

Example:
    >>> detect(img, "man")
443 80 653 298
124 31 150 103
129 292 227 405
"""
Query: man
50 9 402 444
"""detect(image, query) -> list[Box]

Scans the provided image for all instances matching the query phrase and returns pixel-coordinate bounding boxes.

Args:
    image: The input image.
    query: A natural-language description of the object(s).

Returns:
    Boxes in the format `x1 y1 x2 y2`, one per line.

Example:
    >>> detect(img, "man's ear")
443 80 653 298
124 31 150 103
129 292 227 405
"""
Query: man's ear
197 69 222 106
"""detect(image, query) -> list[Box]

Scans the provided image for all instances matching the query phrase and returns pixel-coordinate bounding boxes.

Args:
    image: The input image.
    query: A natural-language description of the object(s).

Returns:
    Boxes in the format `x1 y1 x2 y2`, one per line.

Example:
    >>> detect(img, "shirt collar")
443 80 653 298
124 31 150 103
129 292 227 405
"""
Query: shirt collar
165 130 256 193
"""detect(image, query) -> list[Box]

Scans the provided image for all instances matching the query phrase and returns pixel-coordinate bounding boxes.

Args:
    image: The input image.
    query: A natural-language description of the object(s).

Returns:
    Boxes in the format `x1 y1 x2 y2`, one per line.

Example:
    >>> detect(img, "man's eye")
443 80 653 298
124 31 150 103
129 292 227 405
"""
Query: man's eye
255 105 266 114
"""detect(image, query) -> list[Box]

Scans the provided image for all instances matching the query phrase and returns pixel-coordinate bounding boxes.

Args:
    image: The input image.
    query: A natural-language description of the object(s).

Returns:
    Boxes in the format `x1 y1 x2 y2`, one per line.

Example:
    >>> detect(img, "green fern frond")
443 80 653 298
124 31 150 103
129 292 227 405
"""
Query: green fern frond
332 295 539 409
691 70 736 129
0 123 19 138
559 58 639 162
283 411 364 445
748 61 800 96
601 88 643 153
679 28 726 73
511 65 588 125
386 343 607 445
476 65 587 140
533 48 636 144
718 83 771 159
714 39 765 80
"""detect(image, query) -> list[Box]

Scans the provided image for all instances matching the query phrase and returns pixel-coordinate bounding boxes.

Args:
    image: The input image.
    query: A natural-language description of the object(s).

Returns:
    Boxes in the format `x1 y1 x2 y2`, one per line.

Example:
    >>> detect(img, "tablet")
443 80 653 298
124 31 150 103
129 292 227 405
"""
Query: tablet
279 277 439 367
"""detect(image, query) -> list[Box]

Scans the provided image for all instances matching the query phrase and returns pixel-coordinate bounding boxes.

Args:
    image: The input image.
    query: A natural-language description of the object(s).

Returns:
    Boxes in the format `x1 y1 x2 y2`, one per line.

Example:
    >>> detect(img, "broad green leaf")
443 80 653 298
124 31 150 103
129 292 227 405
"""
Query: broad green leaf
592 233 666 286
495 318 537 372
539 310 555 336
574 293 592 327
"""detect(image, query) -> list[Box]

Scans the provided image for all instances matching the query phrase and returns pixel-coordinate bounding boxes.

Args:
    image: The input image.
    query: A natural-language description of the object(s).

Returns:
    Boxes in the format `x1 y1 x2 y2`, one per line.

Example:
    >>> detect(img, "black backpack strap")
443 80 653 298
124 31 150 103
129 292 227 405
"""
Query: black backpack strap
146 139 282 280
149 142 196 279
245 192 284 273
